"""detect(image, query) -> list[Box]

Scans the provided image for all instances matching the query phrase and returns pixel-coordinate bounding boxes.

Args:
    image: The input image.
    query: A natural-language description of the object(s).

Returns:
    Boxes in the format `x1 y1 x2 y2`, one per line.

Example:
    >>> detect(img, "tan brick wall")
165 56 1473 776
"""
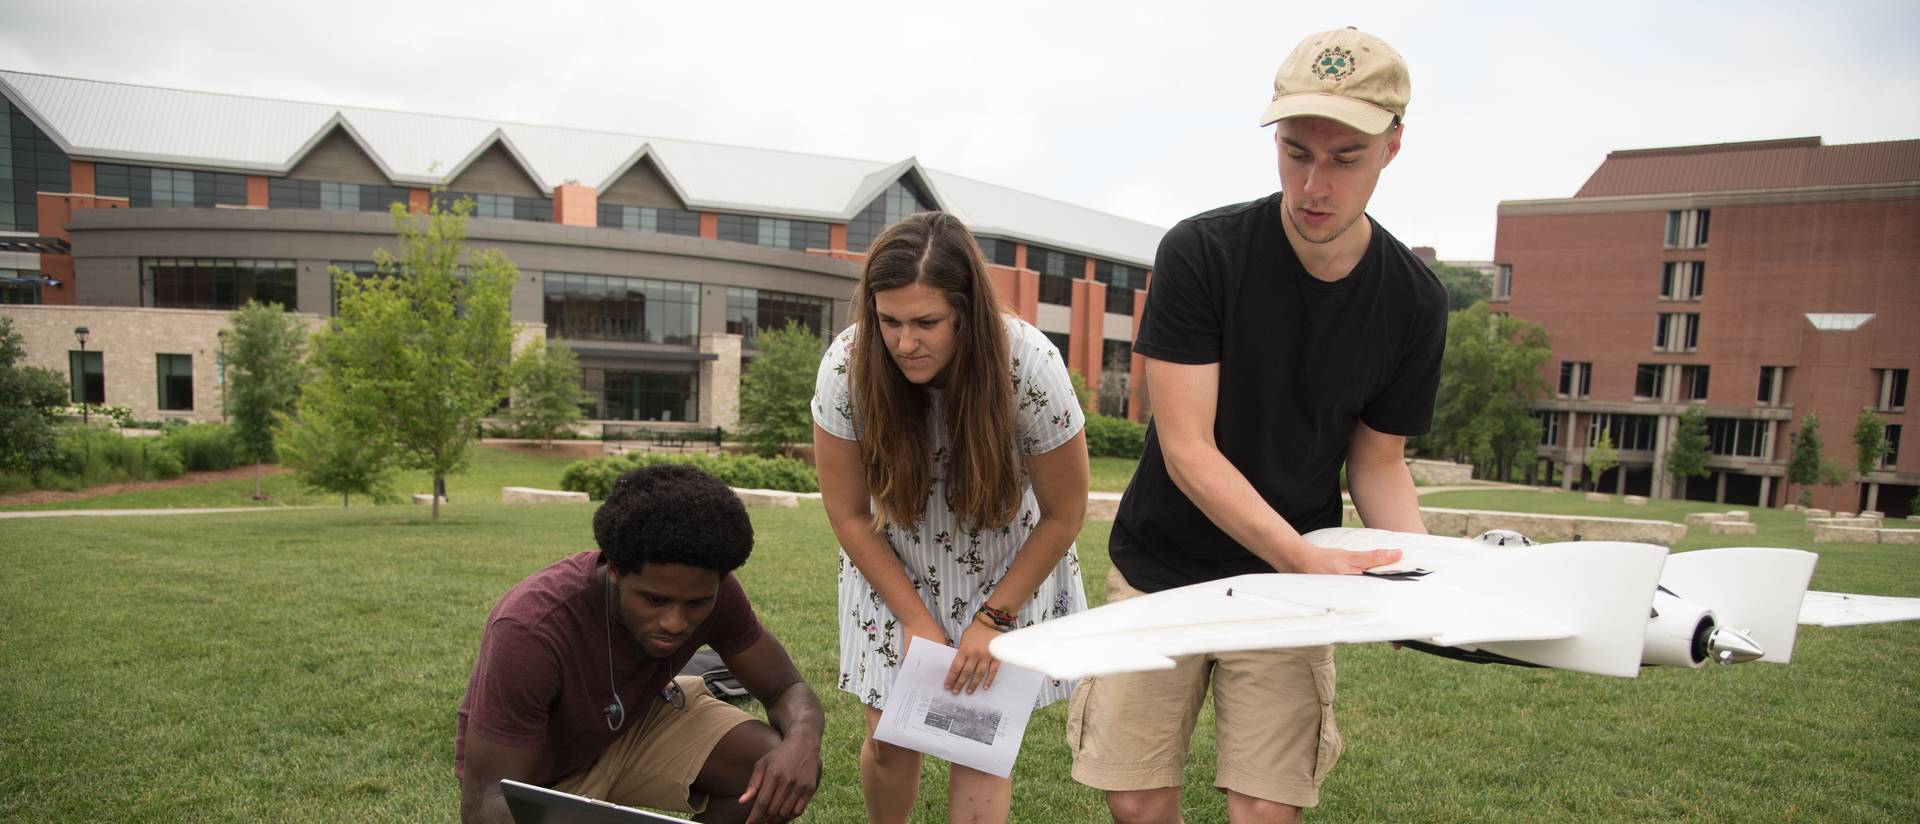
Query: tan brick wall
698 332 743 431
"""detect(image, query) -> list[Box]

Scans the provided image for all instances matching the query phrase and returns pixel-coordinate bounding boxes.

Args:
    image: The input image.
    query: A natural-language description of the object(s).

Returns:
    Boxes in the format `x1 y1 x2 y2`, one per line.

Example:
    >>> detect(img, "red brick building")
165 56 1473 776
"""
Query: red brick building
1495 137 1919 516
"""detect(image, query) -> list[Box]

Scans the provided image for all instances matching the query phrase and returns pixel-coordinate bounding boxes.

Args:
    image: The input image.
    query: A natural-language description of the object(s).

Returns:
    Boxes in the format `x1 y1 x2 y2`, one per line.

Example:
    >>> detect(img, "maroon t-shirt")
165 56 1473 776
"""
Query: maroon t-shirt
453 551 764 786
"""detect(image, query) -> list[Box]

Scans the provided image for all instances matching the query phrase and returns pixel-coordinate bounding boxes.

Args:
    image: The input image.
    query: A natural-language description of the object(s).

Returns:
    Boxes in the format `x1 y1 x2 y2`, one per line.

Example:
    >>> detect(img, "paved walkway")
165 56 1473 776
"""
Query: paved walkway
0 506 308 520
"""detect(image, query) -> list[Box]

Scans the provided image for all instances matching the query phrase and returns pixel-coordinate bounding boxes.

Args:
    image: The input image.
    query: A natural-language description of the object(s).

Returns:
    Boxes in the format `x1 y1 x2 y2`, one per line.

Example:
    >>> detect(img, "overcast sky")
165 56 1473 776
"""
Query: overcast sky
4 0 1917 260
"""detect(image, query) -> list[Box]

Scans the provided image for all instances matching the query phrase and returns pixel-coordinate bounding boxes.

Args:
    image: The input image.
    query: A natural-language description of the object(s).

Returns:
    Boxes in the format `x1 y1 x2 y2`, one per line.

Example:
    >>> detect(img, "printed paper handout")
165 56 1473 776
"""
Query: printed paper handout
872 637 1046 777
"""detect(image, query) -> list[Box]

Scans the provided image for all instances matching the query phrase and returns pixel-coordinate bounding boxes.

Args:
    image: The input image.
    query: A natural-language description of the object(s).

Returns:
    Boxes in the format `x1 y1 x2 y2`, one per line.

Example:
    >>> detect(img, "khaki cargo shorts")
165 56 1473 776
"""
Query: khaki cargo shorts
553 675 756 814
1067 567 1342 808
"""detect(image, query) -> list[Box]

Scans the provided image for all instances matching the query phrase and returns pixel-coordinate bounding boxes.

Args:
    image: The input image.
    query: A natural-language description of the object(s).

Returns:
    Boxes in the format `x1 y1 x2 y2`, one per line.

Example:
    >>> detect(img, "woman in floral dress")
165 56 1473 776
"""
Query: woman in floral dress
811 211 1090 823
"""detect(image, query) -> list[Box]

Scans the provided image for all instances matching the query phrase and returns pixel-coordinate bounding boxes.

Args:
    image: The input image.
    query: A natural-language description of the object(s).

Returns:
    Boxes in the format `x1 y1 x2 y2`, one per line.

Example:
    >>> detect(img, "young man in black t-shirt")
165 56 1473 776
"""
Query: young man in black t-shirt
1068 27 1447 823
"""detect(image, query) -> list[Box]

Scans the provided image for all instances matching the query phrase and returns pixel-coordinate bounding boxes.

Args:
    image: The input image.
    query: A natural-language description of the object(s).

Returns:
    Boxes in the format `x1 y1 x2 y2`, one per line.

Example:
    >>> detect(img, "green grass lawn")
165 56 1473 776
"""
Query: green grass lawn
1088 456 1138 493
3 489 1916 821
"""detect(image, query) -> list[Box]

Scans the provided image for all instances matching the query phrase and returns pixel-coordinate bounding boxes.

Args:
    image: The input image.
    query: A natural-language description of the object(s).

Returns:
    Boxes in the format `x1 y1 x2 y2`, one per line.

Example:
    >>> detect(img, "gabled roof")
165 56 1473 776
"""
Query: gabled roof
1575 137 1920 198
1 70 1164 265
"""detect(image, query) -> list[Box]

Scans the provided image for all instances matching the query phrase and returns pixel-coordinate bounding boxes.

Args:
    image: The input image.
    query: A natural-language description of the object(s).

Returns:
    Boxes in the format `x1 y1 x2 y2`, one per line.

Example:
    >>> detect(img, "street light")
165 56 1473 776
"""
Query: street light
73 325 90 425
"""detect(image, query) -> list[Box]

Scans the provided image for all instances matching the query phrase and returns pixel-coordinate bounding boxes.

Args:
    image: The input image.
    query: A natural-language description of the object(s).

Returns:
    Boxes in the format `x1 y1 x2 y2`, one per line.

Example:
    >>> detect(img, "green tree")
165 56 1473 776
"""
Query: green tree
738 321 825 456
1664 404 1712 492
506 337 587 445
1068 369 1093 416
1851 410 1890 480
0 316 70 482
1431 263 1492 312
311 197 518 520
1424 301 1551 481
1786 412 1838 507
1585 426 1619 493
275 380 398 508
224 300 308 499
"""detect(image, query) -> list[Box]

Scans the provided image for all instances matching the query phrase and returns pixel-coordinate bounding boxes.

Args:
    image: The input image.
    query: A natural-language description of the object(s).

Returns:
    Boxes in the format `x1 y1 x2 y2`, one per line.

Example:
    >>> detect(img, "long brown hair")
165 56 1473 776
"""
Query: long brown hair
851 212 1020 531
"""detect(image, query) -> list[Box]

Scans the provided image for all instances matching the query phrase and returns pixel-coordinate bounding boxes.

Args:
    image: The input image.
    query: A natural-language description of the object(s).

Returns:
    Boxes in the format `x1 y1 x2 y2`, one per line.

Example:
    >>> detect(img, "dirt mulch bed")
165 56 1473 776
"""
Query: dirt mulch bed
0 464 286 506
480 439 607 459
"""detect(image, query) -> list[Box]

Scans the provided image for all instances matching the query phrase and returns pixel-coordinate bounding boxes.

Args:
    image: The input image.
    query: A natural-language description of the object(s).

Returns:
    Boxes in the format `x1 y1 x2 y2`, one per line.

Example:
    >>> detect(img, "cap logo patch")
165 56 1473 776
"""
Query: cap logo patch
1313 47 1357 82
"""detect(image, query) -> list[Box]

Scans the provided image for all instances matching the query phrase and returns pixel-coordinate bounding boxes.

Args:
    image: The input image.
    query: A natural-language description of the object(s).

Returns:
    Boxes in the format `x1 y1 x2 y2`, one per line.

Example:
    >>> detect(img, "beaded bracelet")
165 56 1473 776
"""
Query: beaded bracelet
975 605 1018 632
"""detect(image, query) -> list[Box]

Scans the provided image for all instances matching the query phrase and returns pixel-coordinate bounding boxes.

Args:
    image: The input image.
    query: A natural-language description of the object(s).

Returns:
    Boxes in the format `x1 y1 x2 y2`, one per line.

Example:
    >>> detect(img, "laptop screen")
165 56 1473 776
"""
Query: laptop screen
499 780 689 823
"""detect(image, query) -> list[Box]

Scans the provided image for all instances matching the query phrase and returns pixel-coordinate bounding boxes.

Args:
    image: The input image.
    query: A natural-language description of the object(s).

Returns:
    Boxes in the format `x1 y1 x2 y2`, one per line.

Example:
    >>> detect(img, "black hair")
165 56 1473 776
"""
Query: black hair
592 464 753 575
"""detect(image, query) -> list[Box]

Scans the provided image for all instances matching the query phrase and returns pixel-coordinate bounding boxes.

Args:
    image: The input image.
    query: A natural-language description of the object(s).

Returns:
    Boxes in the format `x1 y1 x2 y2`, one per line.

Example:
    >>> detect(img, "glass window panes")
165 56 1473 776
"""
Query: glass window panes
1095 260 1145 314
95 163 244 208
1029 244 1084 307
1706 418 1768 457
597 204 701 236
1589 413 1658 451
726 287 832 345
269 178 410 212
156 353 193 411
1 268 40 303
432 191 551 222
581 368 699 422
3 96 72 232
141 258 296 311
1634 364 1664 399
544 272 700 344
69 349 104 403
975 237 1018 268
716 215 831 252
847 180 934 252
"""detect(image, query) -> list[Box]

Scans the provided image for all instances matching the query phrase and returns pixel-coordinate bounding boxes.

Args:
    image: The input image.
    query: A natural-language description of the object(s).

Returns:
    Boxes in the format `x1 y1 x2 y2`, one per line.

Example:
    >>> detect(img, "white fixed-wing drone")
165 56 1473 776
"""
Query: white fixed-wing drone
990 528 1920 680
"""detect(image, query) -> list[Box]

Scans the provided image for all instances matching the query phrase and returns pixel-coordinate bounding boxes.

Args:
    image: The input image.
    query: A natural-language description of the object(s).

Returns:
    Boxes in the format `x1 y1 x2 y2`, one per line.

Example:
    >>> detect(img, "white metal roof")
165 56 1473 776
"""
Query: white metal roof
1803 313 1875 331
2 70 1163 266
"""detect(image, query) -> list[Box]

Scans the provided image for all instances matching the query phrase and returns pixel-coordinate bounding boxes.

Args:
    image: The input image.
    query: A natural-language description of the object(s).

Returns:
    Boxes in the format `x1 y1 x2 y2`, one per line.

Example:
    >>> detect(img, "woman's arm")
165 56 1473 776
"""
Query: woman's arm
813 423 948 650
947 430 1089 694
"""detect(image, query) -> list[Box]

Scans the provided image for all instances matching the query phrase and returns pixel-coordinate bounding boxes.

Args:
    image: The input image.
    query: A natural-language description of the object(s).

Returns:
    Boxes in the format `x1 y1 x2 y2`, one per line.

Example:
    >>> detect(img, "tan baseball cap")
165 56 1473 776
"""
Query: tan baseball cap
1258 26 1410 134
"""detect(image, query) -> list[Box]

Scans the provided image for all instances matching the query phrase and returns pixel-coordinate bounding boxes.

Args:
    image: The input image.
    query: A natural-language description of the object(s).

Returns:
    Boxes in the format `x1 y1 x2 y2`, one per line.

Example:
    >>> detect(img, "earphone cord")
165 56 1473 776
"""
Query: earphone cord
603 575 625 732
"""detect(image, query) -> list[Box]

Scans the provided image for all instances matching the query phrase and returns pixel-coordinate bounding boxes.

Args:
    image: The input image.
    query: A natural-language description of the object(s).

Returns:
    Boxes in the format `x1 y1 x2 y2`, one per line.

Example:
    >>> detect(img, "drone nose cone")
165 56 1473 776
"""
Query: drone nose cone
1708 626 1765 665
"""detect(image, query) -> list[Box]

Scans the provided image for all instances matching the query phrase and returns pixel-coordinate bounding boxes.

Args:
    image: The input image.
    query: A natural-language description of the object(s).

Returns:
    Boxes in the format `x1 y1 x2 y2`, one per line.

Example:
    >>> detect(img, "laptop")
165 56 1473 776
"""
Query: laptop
501 779 689 823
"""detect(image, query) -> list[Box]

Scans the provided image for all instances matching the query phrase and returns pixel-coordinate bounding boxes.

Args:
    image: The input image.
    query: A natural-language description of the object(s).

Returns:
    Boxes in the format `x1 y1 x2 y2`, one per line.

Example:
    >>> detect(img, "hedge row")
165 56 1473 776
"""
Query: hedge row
35 423 247 491
560 452 819 500
1084 414 1147 459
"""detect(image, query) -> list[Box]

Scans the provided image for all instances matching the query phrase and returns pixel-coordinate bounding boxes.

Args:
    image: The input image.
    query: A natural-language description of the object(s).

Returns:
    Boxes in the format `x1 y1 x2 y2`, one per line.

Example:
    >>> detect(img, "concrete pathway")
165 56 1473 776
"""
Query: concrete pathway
0 506 313 520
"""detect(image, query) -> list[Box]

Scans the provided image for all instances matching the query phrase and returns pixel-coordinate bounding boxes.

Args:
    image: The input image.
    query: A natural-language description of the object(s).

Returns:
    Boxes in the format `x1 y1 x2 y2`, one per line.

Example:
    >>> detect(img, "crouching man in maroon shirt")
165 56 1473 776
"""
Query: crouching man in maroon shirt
456 464 824 823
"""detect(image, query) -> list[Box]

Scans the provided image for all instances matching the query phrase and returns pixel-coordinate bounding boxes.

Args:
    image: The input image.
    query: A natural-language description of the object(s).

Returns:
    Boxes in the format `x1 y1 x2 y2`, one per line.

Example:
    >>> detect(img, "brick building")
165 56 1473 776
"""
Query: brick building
1 71 1163 430
1495 137 1919 516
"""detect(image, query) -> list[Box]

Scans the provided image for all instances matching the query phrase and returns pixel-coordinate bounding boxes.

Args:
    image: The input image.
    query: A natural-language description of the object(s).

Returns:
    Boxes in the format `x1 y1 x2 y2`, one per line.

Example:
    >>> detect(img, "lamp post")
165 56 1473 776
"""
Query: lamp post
73 325 90 425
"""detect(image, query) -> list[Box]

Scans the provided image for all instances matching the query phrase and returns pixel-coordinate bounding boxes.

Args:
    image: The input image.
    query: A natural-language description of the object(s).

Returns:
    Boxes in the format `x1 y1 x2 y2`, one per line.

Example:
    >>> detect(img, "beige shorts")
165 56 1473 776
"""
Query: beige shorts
553 675 757 814
1067 567 1342 808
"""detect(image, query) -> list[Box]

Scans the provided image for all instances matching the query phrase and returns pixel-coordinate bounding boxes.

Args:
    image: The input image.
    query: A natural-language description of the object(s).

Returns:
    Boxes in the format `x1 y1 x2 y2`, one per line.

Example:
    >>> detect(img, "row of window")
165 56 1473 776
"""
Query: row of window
598 204 701 236
1561 364 1908 411
716 214 831 252
97 163 247 208
269 178 409 213
724 287 832 344
65 350 197 412
1634 363 1710 402
433 191 551 223
4 97 72 232
1535 410 1803 462
544 272 700 345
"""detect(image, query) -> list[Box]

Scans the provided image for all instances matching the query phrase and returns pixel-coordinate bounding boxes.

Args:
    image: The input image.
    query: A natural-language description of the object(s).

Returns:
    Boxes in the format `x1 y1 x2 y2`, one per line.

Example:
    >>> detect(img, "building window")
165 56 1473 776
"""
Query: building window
1877 368 1909 411
1654 312 1699 353
847 180 933 252
1883 425 1902 469
68 349 104 404
3 95 72 232
543 272 699 345
715 214 831 252
1028 244 1084 307
597 204 700 236
268 178 409 212
976 237 1018 268
1665 209 1709 248
156 353 193 411
1659 261 1704 300
1757 365 1789 406
1494 264 1512 301
1558 361 1591 399
581 368 698 422
1589 413 1658 451
1538 410 1562 446
1706 417 1769 458
1681 365 1710 401
432 191 549 222
141 258 297 310
1634 364 1665 400
96 163 245 208
1094 260 1146 315
1 269 42 303
725 287 832 345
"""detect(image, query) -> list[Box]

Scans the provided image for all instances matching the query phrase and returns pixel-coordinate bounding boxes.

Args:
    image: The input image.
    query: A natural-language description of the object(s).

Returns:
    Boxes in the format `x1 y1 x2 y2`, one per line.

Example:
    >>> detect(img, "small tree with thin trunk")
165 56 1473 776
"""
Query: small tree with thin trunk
1852 410 1890 481
738 321 825 457
506 337 587 446
1787 412 1826 507
275 378 398 508
1585 426 1619 493
311 197 517 520
223 300 307 500
1664 404 1712 494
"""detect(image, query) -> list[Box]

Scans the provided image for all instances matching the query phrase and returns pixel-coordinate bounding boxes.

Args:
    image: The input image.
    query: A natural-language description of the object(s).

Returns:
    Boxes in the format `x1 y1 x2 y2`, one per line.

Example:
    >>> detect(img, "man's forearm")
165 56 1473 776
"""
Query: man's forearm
1347 453 1425 533
1163 443 1313 572
765 681 825 744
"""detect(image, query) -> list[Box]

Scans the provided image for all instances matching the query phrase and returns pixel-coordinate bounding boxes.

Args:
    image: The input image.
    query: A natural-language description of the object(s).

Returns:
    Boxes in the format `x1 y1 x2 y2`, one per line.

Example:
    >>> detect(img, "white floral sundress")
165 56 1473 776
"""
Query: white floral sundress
811 316 1089 710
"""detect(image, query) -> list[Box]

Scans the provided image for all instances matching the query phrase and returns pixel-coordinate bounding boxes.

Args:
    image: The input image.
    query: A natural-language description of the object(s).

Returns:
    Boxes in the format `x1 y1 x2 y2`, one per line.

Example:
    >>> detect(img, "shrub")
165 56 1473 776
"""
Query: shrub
559 452 819 500
162 424 245 471
47 427 187 486
1084 414 1147 459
